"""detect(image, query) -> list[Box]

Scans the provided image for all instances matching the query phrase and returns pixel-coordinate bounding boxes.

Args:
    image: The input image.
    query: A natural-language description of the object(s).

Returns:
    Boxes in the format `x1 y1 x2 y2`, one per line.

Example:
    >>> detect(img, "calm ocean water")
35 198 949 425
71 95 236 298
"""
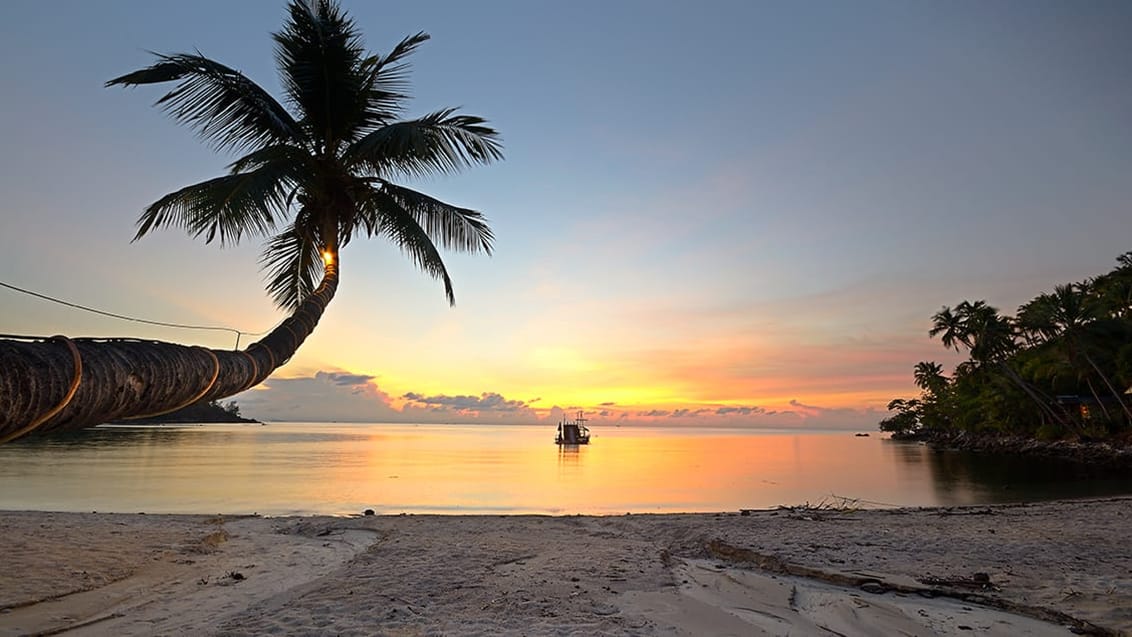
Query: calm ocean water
1 423 1130 516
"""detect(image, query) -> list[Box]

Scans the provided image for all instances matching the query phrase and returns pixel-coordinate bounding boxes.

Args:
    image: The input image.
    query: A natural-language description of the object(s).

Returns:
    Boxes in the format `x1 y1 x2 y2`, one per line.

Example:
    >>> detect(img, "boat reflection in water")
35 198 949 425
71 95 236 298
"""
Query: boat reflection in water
555 411 590 445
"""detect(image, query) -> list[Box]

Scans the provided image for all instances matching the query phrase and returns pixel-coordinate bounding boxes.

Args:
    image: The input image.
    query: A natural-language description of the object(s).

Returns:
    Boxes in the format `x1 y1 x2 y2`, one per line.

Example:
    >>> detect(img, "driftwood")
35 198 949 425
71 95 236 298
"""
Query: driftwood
918 572 998 591
0 262 338 443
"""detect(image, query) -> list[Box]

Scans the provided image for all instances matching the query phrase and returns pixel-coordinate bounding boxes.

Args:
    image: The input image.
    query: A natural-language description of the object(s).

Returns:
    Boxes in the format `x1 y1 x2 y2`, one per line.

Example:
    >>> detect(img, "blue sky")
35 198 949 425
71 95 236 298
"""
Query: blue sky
1 1 1130 427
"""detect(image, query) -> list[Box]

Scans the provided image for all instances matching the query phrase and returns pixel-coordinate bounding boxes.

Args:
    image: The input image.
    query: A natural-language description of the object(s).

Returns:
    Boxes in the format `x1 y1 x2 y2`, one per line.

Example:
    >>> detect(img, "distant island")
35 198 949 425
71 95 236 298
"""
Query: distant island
113 400 260 425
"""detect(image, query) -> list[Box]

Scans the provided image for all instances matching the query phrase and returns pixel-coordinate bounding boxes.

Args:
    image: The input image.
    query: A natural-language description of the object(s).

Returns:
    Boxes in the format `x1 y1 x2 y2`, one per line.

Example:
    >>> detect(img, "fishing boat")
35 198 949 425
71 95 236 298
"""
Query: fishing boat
555 411 591 445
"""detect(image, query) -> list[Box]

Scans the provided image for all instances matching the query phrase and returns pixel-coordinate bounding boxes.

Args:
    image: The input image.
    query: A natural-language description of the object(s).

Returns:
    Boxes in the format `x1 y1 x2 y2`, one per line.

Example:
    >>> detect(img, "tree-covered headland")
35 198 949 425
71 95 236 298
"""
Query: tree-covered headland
882 253 1132 447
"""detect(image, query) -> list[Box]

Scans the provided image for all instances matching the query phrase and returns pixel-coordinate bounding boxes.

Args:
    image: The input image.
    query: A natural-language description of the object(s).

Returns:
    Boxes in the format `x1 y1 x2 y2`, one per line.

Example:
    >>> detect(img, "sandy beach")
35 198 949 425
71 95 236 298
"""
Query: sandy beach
1 497 1129 636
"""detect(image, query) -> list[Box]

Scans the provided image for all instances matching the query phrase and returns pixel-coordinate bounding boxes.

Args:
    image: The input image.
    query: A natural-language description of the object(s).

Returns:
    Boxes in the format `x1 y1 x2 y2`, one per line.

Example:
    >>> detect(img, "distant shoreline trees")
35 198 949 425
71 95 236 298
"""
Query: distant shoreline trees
113 399 256 425
881 252 1132 442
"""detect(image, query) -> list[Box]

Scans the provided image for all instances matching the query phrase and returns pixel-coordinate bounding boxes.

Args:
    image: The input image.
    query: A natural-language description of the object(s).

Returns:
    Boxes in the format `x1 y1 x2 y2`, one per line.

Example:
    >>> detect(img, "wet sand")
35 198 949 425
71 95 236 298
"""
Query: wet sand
1 497 1129 636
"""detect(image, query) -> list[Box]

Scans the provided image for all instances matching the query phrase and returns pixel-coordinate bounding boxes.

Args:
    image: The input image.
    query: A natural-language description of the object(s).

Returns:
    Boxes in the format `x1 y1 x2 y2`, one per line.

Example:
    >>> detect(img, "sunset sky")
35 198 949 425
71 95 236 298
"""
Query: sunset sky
1 1 1130 429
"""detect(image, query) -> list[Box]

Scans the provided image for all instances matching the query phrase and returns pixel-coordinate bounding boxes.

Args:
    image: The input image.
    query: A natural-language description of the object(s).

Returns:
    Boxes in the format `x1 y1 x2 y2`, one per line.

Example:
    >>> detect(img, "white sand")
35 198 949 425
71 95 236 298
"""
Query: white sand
1 498 1129 636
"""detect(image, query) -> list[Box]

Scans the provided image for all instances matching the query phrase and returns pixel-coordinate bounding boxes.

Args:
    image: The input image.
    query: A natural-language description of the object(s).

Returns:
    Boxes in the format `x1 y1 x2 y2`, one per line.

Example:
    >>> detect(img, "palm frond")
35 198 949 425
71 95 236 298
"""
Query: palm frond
226 143 312 174
114 0 500 312
136 163 296 245
107 53 302 152
347 108 503 179
273 0 368 148
377 182 493 254
356 32 430 126
373 31 429 85
260 212 324 310
358 188 456 305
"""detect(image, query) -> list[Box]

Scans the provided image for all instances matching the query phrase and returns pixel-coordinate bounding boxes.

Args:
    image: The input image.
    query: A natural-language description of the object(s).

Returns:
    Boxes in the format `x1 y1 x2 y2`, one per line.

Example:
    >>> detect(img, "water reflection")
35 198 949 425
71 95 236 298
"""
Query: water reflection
554 445 584 507
1 424 1130 515
557 445 582 463
885 440 1132 506
10 425 201 450
885 441 926 465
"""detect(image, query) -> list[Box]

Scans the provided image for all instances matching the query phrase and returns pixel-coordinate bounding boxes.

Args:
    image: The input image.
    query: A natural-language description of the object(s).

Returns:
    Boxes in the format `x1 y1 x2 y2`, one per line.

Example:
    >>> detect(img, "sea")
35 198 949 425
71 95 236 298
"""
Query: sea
1 423 1130 516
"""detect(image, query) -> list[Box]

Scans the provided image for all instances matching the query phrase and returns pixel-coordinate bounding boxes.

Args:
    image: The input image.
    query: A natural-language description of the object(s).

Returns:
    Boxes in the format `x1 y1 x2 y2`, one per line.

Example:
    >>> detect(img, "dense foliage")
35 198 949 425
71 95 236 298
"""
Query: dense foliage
881 253 1132 440
116 399 255 424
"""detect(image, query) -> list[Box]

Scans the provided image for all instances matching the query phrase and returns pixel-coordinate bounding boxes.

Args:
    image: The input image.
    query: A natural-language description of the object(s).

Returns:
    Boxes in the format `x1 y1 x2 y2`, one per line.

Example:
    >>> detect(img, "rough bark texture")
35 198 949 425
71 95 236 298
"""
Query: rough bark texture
0 262 338 443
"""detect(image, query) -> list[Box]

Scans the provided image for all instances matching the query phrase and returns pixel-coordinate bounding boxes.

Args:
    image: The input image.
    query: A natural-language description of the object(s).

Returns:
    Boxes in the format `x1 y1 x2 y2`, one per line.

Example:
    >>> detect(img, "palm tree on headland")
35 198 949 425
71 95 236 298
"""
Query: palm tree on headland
912 361 947 399
0 0 501 443
930 300 1070 428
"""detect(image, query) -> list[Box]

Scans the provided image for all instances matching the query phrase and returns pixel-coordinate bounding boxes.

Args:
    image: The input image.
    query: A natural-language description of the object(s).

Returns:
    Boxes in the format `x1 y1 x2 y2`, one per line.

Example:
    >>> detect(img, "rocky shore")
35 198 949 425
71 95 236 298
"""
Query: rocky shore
894 430 1132 474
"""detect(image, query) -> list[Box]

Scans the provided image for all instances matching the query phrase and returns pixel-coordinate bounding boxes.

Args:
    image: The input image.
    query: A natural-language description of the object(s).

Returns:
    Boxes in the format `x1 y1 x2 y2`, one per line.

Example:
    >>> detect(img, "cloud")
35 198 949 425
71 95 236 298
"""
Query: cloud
786 399 884 427
590 398 881 430
234 370 401 423
401 392 535 413
232 367 884 430
237 372 552 424
715 406 766 416
324 372 375 386
788 399 838 417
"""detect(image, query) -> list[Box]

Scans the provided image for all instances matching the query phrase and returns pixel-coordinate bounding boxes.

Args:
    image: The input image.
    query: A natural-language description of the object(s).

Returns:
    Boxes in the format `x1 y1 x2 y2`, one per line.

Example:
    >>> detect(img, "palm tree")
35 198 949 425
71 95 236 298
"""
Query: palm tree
930 301 1016 364
931 300 1067 427
913 361 947 398
1091 253 1132 320
929 306 965 353
0 0 501 443
1018 284 1132 423
960 301 1018 366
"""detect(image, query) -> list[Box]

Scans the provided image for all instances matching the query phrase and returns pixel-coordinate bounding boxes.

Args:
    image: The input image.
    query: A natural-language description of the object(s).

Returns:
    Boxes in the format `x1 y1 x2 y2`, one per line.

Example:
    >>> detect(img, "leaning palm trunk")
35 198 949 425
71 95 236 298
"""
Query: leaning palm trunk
0 261 338 443
0 2 501 444
1080 350 1132 424
996 361 1074 429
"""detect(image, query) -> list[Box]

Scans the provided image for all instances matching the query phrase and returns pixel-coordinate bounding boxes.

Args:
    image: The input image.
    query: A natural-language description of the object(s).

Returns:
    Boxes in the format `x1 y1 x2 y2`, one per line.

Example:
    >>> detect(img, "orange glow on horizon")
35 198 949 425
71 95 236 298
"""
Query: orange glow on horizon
268 315 931 425
267 359 906 420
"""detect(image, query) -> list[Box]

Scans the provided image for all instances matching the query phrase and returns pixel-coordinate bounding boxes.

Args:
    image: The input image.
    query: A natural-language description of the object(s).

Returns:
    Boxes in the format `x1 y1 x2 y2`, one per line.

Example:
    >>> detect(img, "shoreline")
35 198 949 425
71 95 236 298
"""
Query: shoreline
893 430 1132 474
3 498 1130 635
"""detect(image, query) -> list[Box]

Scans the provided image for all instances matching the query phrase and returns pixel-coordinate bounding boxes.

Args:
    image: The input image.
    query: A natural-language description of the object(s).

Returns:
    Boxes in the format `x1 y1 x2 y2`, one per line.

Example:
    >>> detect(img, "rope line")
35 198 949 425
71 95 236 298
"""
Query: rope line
0 279 270 339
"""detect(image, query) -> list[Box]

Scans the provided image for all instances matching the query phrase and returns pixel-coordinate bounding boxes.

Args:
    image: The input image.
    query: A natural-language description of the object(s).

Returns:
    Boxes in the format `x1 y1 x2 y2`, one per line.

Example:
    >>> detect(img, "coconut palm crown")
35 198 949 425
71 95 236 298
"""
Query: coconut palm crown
108 0 502 309
0 0 501 444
